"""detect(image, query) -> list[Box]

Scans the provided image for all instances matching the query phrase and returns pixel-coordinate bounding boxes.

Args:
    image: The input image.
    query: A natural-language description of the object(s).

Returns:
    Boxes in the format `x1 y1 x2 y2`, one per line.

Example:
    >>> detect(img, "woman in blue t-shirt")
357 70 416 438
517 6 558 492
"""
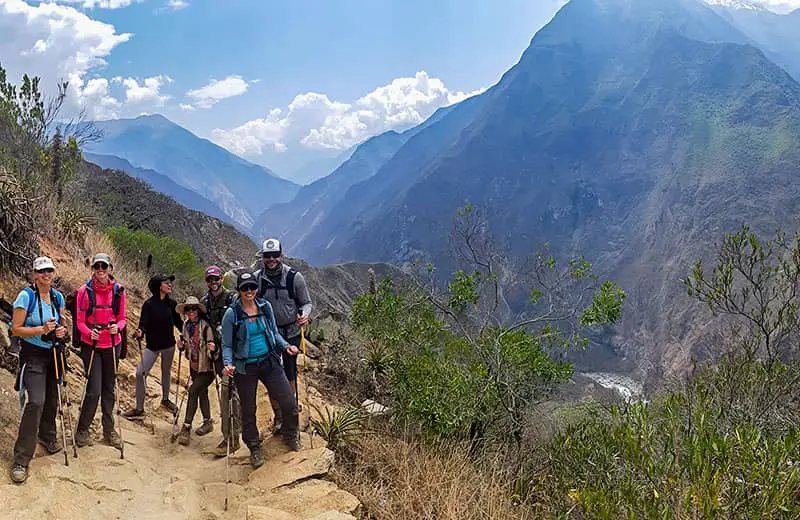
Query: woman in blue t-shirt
9 256 67 485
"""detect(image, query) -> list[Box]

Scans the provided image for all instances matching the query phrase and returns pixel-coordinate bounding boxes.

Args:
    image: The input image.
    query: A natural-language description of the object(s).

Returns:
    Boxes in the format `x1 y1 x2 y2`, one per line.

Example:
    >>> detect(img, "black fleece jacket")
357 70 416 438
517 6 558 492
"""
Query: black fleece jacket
139 295 182 351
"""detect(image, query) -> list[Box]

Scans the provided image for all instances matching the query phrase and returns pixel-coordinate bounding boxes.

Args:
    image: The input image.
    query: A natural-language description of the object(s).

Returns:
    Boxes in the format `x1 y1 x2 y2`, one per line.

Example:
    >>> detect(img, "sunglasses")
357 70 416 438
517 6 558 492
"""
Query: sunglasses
161 280 174 286
206 276 221 283
35 268 55 274
239 284 258 292
92 262 109 270
262 253 280 259
184 306 199 313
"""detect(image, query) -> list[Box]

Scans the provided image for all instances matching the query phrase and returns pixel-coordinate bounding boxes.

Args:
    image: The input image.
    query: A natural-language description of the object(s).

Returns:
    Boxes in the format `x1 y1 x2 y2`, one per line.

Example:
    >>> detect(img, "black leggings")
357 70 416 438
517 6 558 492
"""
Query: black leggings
184 369 214 425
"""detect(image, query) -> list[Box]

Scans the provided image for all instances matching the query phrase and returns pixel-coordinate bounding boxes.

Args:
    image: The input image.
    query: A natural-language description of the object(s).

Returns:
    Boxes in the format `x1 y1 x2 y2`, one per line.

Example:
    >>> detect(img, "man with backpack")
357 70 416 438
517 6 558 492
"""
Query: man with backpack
9 256 67 484
73 253 126 450
254 238 312 434
201 265 243 457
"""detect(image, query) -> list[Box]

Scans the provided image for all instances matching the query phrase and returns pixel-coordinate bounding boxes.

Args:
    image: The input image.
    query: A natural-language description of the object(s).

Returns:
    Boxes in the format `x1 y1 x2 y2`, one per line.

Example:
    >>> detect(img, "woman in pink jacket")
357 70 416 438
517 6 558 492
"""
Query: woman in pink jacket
74 253 126 450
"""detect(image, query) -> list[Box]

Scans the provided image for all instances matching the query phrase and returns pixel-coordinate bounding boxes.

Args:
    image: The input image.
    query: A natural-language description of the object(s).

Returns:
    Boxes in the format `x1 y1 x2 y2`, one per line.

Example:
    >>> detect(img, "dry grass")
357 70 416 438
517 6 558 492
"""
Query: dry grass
331 431 534 520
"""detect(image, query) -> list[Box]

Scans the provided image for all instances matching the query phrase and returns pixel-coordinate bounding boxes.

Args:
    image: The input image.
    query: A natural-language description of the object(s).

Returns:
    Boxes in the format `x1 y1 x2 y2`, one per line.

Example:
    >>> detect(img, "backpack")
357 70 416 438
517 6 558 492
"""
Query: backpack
6 285 64 337
259 267 298 300
202 289 236 344
69 280 127 358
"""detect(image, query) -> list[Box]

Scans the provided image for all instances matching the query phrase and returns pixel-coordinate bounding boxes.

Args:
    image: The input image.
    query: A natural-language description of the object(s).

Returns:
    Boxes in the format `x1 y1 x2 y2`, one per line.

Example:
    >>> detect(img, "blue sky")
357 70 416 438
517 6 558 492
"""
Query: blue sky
2 0 572 180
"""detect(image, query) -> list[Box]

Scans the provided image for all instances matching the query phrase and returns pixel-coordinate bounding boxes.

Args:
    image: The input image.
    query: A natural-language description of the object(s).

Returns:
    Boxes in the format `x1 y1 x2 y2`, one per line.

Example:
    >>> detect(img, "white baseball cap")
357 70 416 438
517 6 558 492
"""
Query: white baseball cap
260 238 281 255
33 256 55 271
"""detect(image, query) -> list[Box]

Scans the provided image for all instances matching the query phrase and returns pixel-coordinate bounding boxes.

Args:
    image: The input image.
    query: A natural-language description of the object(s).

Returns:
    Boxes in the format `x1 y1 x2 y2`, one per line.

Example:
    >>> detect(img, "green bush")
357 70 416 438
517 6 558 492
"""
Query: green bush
105 226 205 283
529 356 800 519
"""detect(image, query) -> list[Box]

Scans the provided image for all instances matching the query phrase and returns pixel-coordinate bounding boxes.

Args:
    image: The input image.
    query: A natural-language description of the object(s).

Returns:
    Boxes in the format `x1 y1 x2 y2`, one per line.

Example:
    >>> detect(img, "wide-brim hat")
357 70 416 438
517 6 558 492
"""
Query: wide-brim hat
176 295 205 315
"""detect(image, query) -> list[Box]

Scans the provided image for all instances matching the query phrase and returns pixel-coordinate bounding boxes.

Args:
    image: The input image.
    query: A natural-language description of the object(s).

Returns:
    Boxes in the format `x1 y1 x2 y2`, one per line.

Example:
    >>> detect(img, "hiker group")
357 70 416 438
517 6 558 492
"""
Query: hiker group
7 238 313 486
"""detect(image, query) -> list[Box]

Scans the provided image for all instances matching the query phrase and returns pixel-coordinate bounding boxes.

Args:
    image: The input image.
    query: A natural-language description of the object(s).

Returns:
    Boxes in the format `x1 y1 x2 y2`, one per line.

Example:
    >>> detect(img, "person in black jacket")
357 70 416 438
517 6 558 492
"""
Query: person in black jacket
123 273 183 419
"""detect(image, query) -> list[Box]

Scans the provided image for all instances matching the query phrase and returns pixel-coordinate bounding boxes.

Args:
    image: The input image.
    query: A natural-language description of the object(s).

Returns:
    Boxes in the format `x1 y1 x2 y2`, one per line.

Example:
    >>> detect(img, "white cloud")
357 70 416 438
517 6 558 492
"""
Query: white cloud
179 103 196 111
211 71 485 156
166 0 189 10
55 0 142 8
116 75 172 105
185 75 250 109
0 0 131 119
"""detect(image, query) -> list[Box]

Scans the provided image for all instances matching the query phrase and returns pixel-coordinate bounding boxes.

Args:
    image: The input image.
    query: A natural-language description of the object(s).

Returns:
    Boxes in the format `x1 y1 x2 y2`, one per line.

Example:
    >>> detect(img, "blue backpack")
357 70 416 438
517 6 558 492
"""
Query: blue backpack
7 285 64 337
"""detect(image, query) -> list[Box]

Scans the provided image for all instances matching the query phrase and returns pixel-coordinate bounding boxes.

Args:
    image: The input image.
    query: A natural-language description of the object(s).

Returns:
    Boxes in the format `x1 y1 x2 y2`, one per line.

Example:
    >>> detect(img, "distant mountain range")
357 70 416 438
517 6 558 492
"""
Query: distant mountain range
84 114 300 232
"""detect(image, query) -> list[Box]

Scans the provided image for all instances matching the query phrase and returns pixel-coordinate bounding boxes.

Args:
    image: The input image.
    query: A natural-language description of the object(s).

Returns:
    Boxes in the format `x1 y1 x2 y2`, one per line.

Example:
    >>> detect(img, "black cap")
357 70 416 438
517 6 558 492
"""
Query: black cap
237 271 258 290
151 273 175 283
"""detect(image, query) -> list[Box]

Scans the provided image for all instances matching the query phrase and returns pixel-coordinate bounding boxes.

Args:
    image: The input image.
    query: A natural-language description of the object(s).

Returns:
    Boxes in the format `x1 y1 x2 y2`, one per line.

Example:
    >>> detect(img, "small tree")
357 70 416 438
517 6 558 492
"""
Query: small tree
351 204 626 453
684 225 800 365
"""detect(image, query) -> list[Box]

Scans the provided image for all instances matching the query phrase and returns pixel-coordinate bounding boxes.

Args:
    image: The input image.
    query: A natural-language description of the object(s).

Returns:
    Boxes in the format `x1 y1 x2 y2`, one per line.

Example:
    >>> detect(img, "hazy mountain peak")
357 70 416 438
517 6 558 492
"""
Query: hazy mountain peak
704 0 767 11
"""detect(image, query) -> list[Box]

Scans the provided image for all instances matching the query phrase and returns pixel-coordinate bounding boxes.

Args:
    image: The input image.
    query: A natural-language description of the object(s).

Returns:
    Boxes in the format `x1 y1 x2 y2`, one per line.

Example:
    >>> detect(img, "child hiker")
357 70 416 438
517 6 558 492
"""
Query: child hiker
176 296 217 446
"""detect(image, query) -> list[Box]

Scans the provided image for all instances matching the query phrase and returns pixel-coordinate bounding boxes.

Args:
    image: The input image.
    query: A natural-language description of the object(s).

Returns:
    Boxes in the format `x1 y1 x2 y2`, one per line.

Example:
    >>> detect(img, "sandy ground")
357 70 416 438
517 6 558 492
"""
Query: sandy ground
0 361 354 520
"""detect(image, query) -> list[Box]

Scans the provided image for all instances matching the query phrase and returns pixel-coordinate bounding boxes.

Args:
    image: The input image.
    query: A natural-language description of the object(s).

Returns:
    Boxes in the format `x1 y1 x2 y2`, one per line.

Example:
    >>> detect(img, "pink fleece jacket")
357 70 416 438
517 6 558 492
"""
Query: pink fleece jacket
76 278 127 349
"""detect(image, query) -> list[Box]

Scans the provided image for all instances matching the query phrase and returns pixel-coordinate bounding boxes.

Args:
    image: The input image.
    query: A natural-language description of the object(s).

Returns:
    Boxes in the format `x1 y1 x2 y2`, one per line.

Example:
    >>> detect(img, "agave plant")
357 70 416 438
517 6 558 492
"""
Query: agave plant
310 403 369 450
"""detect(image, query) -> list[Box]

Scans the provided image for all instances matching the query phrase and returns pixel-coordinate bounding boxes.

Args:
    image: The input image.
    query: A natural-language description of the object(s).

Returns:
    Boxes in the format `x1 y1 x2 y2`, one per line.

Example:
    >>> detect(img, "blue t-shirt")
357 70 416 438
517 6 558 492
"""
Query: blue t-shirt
13 289 62 349
246 318 269 362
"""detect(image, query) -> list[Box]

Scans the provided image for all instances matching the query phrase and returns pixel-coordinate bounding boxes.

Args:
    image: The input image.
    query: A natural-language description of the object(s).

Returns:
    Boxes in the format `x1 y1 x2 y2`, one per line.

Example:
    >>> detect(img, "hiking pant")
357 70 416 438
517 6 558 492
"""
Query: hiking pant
184 369 214 425
215 357 241 440
77 344 121 434
135 346 175 410
13 342 59 467
234 354 298 450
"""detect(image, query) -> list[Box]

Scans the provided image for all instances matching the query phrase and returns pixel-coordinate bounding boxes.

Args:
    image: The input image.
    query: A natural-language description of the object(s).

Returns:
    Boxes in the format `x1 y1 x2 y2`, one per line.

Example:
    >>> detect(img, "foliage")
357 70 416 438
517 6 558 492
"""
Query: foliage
348 204 626 449
104 226 205 283
529 356 800 519
684 225 800 364
0 172 38 274
310 404 369 451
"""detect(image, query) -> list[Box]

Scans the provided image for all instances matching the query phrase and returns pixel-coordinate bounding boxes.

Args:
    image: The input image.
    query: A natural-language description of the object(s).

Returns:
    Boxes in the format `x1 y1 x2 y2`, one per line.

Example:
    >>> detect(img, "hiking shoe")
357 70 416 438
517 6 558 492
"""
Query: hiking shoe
39 437 62 455
195 419 214 436
249 448 265 469
123 408 145 420
104 430 123 450
10 464 27 484
212 437 240 458
161 399 178 415
177 424 191 446
283 433 301 452
74 429 91 447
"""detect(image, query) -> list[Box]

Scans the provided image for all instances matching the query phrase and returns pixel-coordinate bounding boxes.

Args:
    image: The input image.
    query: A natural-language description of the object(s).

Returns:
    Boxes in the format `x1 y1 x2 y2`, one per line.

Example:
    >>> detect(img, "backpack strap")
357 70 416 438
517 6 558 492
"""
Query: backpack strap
286 268 297 301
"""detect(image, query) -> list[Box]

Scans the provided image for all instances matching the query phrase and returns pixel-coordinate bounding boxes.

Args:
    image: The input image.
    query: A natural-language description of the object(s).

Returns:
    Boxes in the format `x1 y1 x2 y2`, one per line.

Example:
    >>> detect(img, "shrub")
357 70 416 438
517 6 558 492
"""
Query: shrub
105 226 205 283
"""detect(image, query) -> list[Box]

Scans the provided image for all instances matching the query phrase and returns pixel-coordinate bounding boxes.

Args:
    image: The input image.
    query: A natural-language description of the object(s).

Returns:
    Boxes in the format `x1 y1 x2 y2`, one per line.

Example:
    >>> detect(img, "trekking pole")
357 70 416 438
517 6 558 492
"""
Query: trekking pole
57 344 78 459
52 343 69 466
170 350 186 443
301 326 314 449
225 373 233 512
109 321 124 459
76 325 100 442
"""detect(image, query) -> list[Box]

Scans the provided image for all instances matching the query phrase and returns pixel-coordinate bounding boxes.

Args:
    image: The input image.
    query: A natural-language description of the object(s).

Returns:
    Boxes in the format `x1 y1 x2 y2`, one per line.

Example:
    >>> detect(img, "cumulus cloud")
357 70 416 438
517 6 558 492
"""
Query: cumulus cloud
0 0 132 119
185 75 250 109
211 71 485 156
117 75 173 105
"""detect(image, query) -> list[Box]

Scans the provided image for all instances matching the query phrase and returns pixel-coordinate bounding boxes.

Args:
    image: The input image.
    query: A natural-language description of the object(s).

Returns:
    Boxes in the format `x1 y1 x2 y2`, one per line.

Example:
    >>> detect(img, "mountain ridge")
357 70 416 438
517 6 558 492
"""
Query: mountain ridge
86 114 300 232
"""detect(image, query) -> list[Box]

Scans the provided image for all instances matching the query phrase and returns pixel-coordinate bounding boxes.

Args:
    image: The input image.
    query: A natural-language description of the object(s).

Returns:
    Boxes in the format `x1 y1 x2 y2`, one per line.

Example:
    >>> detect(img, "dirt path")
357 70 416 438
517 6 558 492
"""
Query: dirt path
0 366 359 520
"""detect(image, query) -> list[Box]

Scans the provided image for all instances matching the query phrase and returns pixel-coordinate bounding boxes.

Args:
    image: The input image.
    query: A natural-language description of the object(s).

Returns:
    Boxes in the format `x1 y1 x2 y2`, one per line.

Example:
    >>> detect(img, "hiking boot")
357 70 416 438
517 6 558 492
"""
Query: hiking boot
271 419 283 436
104 430 123 450
283 432 301 452
123 408 145 421
177 424 191 446
249 448 265 469
161 399 178 415
74 429 91 447
212 436 240 458
39 437 62 455
10 464 27 484
195 419 214 436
